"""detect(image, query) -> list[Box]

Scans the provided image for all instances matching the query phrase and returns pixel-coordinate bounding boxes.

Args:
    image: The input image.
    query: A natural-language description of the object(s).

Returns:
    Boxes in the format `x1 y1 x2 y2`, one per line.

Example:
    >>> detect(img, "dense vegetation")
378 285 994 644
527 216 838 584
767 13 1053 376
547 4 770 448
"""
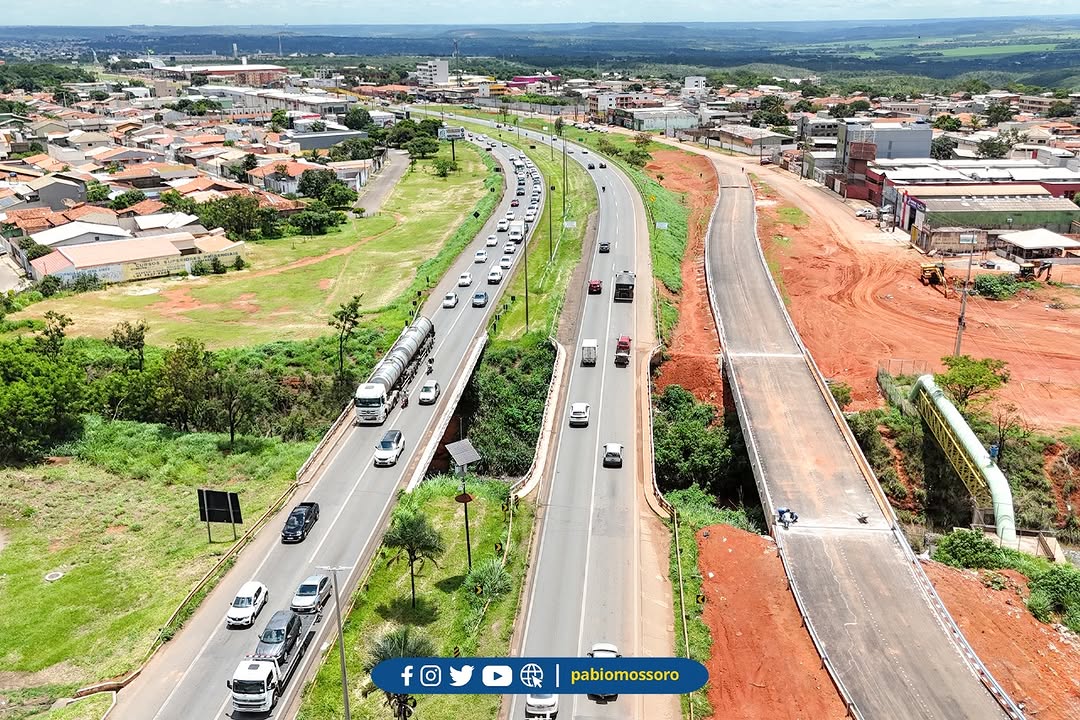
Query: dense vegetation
463 336 555 477
0 62 95 92
934 529 1080 632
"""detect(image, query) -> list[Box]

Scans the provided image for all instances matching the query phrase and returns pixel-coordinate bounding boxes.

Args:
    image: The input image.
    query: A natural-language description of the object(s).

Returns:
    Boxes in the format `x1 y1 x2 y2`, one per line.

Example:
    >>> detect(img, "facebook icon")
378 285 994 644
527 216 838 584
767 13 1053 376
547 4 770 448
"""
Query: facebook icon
400 665 414 686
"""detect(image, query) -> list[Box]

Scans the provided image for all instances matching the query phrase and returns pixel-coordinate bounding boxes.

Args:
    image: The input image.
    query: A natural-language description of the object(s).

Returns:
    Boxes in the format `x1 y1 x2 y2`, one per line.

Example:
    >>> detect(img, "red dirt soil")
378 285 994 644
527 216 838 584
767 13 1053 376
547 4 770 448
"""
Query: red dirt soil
924 561 1080 718
647 150 724 405
754 179 1080 432
697 526 848 719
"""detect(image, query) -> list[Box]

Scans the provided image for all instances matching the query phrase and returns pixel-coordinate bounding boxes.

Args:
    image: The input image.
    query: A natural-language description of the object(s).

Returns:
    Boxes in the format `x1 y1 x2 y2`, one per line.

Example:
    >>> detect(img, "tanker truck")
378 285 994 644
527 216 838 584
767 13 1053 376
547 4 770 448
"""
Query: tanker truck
354 316 435 425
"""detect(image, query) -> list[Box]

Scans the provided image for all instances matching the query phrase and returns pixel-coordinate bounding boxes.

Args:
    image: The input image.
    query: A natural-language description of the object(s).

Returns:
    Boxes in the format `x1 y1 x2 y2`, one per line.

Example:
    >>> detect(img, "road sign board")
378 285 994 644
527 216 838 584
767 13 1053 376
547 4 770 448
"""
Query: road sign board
445 126 466 140
656 222 669 230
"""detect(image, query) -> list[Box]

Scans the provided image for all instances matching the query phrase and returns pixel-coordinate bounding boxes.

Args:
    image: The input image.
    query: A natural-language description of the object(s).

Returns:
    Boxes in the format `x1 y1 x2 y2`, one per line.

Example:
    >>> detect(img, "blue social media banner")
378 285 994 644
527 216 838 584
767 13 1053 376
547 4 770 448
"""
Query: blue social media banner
371 657 707 695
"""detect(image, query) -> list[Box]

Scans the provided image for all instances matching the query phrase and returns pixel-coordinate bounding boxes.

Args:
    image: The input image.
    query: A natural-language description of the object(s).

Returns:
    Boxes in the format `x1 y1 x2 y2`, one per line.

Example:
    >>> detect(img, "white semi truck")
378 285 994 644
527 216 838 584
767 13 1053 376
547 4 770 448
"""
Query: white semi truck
354 315 435 425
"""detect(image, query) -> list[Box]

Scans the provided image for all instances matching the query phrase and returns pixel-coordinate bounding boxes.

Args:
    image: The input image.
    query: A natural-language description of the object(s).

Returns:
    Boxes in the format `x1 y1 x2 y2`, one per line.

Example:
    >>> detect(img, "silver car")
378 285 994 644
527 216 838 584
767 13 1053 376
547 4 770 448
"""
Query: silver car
290 574 332 613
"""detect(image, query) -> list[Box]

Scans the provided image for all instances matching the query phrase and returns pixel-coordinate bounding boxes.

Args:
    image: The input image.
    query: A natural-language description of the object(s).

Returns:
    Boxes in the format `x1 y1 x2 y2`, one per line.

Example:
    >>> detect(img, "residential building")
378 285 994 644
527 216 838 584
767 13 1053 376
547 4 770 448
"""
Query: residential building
588 92 661 118
416 59 449 87
797 115 840 139
682 76 708 98
1017 95 1058 116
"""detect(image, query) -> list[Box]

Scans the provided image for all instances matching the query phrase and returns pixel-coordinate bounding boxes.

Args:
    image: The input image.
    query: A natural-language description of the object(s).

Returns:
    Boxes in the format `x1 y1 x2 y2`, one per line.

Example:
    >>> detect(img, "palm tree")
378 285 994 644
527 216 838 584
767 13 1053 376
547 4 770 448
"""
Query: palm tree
360 625 436 705
383 511 445 608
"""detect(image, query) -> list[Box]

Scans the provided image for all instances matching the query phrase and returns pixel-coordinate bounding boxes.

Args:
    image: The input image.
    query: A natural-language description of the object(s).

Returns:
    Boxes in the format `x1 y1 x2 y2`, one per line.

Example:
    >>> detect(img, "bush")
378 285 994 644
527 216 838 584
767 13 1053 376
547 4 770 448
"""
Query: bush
190 260 210 276
932 528 1004 569
829 381 853 409
973 273 1036 300
232 255 246 271
210 257 226 274
464 558 511 603
1027 589 1053 623
1029 564 1080 614
37 275 63 297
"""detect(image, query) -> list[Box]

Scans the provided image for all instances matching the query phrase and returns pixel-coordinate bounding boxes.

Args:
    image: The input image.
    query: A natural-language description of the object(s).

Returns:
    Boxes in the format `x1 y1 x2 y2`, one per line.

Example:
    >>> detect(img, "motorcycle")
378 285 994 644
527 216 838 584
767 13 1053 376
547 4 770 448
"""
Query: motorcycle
401 394 409 409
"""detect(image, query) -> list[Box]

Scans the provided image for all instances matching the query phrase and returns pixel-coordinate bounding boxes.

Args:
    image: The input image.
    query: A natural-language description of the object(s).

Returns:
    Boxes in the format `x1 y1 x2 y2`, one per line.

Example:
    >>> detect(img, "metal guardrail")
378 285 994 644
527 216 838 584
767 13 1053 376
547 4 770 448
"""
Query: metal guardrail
735 171 1025 719
296 402 353 483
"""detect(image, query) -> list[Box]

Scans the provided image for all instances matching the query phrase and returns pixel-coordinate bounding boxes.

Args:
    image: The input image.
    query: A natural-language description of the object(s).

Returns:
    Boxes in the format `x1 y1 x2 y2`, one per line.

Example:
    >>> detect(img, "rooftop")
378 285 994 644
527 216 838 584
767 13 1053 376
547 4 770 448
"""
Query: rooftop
999 228 1080 250
922 196 1080 214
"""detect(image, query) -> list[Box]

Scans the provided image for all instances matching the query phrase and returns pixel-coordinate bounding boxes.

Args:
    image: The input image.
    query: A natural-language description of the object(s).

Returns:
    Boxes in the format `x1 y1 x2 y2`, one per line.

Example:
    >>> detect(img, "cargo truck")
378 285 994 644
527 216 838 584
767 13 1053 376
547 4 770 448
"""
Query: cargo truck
613 271 635 302
614 335 631 367
354 316 435 424
226 620 315 714
508 219 525 243
581 339 598 366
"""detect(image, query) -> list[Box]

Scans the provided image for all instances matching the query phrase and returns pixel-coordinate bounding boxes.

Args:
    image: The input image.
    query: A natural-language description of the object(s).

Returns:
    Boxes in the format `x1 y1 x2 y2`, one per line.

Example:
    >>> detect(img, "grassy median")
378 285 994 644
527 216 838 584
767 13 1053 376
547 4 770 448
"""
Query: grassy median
298 476 534 720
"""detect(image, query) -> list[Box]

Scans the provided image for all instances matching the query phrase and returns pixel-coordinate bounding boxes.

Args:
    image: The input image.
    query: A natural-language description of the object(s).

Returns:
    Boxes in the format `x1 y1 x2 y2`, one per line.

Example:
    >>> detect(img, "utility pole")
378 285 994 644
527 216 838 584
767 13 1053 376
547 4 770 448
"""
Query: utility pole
548 184 555 261
316 565 355 720
562 138 568 219
953 245 975 357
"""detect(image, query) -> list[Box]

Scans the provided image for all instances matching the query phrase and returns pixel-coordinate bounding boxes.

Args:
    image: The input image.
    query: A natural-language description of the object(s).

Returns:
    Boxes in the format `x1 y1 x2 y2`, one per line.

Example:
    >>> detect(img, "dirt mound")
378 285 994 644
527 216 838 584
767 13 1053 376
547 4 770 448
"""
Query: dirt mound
647 150 723 405
924 561 1080 718
755 185 1080 430
696 526 848 719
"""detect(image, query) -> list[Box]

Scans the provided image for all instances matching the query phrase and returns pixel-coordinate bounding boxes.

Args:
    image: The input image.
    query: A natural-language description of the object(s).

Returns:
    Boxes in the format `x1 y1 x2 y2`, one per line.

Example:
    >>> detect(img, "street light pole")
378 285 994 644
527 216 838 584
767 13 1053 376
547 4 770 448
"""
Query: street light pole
562 139 568 219
316 565 355 720
548 184 555 262
953 250 974 357
455 483 474 571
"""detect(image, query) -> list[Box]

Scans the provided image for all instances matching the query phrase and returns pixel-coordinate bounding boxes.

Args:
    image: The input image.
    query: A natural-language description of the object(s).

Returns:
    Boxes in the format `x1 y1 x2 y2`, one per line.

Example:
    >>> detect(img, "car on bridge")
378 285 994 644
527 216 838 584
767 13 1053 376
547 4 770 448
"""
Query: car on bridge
225 580 268 628
601 444 623 468
586 642 622 702
569 402 591 427
373 430 405 467
418 381 440 405
290 575 331 614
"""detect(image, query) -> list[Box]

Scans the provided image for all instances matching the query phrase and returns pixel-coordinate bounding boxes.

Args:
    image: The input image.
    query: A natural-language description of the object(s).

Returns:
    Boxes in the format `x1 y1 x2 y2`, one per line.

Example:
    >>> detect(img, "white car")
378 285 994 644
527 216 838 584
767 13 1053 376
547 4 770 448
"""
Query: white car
586 643 622 702
373 429 405 467
487 268 504 285
569 402 590 427
418 381 441 405
458 272 473 287
497 219 510 232
504 211 516 221
290 574 331 614
503 243 516 255
474 250 488 263
442 292 459 308
499 256 512 270
525 693 559 719
226 580 269 627
486 234 498 246
525 210 537 222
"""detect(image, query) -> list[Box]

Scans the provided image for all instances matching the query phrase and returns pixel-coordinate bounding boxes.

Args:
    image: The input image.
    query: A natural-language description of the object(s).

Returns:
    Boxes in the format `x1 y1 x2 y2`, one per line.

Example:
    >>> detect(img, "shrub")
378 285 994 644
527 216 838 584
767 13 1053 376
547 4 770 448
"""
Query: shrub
829 381 853 409
210 257 226 274
1029 564 1080 614
464 558 511 603
1027 589 1053 623
932 529 1004 569
37 275 63 297
232 255 246 271
190 260 210 276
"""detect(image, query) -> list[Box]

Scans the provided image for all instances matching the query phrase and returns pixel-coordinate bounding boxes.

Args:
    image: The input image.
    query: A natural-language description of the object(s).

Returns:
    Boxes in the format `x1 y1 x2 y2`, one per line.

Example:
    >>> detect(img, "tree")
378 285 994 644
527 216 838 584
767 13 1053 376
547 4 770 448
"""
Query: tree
190 73 209 87
228 152 259 181
212 362 269 445
109 319 148 371
289 209 335 235
829 103 855 119
360 625 436 705
322 182 358 208
158 337 214 431
50 87 80 106
624 148 651 167
931 136 958 160
197 194 262 239
849 99 872 112
791 99 814 113
935 355 1010 410
329 295 362 378
406 136 440 159
383 510 445 608
310 120 327 132
37 311 72 358
160 189 197 214
985 102 1015 126
1047 101 1075 118
329 137 376 161
633 132 652 149
652 386 733 492
431 157 457 177
759 95 786 113
417 118 443 138
343 106 373 131
297 168 338 199
86 180 110 203
0 340 85 462
976 129 1026 159
596 136 620 156
751 109 788 128
553 117 564 137
109 189 146 211
386 119 419 148
270 108 288 132
933 115 962 131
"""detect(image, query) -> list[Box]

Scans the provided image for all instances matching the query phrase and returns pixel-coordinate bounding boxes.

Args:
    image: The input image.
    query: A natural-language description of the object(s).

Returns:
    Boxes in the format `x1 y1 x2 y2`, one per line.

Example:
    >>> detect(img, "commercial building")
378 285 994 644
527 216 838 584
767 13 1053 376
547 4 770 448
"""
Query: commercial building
831 119 933 199
588 92 661 118
416 59 449 87
199 86 349 117
609 107 698 133
997 228 1080 262
867 158 1080 208
685 124 797 155
157 62 288 87
1017 95 1058 116
797 115 840 139
905 194 1080 253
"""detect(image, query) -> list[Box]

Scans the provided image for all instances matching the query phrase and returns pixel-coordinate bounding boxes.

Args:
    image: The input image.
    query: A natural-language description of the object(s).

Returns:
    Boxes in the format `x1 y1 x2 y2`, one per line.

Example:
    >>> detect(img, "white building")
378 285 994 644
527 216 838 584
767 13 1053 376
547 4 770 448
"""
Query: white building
683 76 707 98
416 59 449 87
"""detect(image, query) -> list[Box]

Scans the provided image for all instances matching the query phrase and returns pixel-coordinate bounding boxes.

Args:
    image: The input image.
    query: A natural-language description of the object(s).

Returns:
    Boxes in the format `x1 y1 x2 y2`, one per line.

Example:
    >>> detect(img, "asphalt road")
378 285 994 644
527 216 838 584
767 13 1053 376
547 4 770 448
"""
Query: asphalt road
446 118 649 720
706 168 1008 719
113 139 548 720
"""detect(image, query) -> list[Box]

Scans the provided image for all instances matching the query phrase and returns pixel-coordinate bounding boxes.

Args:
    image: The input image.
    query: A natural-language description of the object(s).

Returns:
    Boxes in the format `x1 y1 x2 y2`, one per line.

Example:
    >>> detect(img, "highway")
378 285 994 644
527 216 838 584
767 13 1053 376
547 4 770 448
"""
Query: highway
706 167 1010 719
443 114 655 720
112 138 549 720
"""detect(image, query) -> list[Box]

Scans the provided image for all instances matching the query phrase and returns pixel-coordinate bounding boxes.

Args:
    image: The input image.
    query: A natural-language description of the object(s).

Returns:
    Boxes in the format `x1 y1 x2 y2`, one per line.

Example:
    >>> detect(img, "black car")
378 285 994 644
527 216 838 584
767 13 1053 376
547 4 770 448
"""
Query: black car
599 162 607 169
587 163 596 170
598 241 611 253
255 610 302 661
281 502 320 543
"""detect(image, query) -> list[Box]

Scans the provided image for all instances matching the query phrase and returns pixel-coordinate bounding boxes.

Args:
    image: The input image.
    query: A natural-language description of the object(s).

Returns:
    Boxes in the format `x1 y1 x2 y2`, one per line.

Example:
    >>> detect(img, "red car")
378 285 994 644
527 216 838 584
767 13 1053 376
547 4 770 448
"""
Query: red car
588 279 602 294
511 199 520 207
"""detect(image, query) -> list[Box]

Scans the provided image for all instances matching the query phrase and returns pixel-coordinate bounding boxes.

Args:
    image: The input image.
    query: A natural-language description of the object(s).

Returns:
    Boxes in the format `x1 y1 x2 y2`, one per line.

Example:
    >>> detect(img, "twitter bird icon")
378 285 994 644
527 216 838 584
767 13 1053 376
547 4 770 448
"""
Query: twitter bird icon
449 665 474 687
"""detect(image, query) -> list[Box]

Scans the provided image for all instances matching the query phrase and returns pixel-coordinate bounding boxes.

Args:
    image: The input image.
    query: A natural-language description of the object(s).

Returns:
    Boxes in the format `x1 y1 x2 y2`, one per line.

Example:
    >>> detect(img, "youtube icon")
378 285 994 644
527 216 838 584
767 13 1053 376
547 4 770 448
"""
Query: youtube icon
481 665 513 687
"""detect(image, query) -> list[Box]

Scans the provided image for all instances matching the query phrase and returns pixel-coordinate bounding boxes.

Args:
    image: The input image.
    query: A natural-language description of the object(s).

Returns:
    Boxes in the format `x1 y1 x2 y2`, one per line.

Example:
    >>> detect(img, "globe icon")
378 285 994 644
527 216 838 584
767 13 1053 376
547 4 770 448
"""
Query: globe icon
520 663 544 688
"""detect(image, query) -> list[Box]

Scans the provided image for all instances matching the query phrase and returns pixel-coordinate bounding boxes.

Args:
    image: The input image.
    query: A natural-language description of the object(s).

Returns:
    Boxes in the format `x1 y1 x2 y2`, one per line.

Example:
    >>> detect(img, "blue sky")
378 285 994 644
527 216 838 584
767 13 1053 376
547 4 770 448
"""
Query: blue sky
5 0 1070 26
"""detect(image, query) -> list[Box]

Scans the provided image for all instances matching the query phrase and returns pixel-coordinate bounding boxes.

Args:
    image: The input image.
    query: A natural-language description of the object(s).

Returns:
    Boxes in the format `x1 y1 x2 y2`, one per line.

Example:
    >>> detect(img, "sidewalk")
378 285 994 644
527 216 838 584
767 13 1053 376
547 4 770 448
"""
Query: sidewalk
354 149 409 215
0 253 27 293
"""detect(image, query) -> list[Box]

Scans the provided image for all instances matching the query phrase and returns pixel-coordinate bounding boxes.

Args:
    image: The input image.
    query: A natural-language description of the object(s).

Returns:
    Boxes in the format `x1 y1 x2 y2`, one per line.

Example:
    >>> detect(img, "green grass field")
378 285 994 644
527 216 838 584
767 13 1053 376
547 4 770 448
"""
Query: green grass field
0 417 311 694
297 477 533 720
933 43 1059 57
28 692 113 720
776 206 809 228
13 144 492 349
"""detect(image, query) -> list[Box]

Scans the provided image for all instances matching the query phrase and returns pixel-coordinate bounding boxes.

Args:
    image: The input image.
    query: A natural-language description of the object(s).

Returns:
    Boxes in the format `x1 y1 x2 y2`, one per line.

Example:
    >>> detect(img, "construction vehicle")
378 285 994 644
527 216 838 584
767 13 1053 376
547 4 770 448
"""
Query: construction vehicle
919 263 948 297
354 316 435 425
1016 260 1053 282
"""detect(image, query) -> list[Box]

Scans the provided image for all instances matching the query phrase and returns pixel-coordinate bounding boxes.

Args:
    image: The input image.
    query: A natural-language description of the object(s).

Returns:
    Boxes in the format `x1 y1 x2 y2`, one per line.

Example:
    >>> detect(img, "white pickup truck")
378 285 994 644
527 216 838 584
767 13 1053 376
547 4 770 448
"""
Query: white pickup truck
226 623 315 713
